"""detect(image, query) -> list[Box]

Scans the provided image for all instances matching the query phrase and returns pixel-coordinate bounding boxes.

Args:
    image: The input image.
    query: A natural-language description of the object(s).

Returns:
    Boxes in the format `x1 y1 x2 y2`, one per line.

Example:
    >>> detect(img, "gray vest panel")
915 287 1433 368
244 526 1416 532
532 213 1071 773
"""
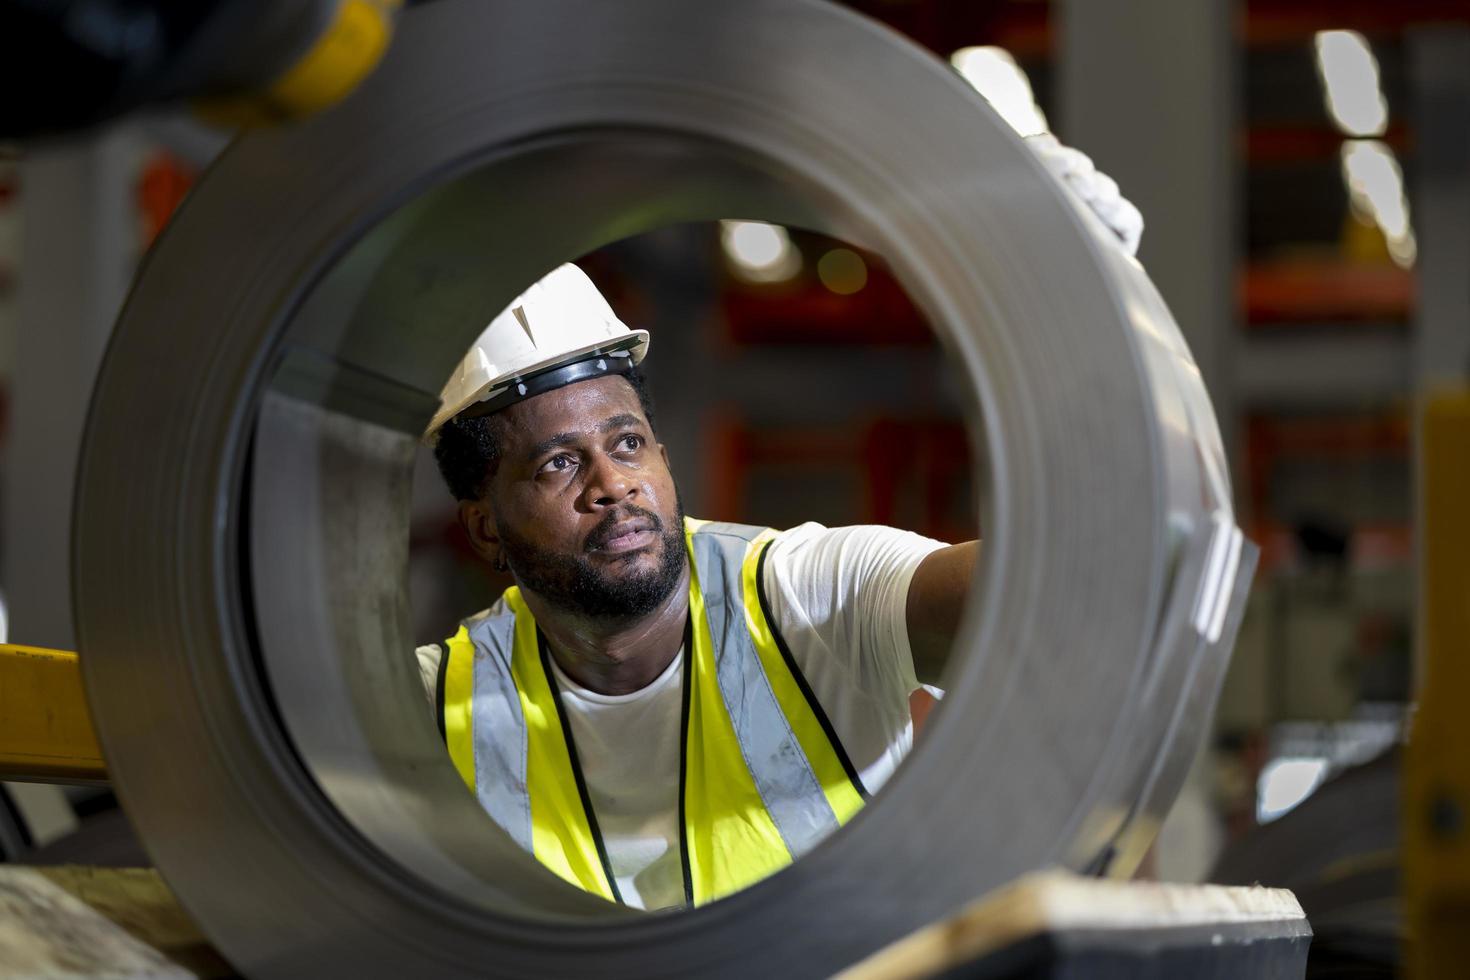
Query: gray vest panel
688 524 840 858
465 610 533 853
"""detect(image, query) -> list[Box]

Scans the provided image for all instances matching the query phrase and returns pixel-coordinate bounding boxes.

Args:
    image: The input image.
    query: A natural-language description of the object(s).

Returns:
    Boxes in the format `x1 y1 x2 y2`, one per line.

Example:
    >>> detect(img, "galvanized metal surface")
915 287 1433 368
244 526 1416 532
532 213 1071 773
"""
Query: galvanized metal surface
73 1 1253 975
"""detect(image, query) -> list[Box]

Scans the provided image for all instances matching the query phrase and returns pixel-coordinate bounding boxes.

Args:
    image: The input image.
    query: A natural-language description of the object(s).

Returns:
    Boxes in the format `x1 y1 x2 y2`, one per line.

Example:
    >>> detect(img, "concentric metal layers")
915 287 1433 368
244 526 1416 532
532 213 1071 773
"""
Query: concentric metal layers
73 1 1255 976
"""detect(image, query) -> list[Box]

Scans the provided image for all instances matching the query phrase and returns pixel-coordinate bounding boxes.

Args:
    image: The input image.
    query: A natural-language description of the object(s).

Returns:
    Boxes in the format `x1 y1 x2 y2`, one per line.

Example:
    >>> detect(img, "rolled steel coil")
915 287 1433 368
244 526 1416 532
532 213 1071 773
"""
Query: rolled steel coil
74 1 1255 975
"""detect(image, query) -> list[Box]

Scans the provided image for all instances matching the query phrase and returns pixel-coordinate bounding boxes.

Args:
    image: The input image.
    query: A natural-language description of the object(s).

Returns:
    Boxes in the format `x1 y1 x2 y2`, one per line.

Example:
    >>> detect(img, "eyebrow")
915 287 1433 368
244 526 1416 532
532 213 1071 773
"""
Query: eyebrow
525 413 646 462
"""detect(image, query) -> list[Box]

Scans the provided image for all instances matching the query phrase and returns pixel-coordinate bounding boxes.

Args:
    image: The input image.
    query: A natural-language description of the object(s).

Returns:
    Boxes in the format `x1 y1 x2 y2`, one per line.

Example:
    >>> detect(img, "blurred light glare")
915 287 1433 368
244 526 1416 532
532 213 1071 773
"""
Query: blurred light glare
1257 757 1330 823
720 220 801 282
1314 30 1388 137
950 46 1049 137
817 248 868 295
1341 140 1417 267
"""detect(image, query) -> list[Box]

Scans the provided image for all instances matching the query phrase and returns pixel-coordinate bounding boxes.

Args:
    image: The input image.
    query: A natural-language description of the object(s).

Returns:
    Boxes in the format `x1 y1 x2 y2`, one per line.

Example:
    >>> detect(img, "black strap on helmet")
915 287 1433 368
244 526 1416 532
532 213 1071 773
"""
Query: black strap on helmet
453 344 639 422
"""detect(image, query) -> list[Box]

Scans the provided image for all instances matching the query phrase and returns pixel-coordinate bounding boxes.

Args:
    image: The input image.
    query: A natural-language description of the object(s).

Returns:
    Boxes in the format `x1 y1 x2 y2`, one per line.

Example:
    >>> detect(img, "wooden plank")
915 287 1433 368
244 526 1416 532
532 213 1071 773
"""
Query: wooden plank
0 866 232 978
837 870 1309 980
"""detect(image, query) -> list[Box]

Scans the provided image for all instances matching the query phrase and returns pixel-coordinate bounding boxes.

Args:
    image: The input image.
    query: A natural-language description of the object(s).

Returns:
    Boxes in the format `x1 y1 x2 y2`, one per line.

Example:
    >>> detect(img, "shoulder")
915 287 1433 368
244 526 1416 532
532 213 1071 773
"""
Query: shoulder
764 521 948 582
685 518 772 547
413 599 512 700
415 643 445 705
755 522 947 737
758 521 947 646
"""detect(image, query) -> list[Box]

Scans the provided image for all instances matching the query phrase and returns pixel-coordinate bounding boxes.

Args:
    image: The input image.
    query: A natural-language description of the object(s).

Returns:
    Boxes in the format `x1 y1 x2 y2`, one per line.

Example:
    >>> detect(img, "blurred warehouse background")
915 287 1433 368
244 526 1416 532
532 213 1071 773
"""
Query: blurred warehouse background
0 0 1466 965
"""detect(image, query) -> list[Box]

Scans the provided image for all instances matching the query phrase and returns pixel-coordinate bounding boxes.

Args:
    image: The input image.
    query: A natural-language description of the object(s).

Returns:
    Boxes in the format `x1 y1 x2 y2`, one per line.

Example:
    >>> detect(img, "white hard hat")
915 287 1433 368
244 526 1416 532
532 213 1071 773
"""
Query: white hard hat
424 263 649 442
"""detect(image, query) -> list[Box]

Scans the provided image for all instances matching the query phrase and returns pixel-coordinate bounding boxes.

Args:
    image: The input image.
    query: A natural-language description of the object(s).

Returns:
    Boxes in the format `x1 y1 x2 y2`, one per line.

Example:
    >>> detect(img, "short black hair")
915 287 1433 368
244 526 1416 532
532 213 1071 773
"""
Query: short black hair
433 366 658 502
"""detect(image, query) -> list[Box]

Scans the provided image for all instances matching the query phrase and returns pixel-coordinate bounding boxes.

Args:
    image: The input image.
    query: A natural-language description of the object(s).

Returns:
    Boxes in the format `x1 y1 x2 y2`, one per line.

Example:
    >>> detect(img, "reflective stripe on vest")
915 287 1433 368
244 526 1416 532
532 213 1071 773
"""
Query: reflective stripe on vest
438 517 868 906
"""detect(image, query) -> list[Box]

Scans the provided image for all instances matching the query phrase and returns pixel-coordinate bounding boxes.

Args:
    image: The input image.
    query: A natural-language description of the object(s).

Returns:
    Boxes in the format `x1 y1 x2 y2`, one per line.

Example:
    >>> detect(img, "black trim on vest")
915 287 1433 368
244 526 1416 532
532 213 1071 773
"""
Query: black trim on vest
537 630 625 906
676 613 695 907
754 539 871 800
434 642 449 745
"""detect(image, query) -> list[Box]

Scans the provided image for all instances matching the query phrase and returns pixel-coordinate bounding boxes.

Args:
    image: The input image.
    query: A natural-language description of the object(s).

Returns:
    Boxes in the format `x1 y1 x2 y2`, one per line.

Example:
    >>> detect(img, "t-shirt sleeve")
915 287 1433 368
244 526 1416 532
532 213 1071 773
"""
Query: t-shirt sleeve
760 522 948 702
415 642 444 708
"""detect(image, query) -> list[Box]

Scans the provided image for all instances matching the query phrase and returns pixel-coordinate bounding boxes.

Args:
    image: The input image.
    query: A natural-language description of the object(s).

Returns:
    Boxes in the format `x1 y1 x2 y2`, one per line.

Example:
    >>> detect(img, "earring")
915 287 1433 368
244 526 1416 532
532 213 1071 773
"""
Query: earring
494 552 510 574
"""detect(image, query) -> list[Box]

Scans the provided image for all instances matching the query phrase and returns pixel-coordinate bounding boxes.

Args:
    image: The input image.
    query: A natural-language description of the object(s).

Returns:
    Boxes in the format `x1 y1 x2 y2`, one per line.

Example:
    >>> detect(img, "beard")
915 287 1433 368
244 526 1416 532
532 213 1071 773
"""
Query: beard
496 501 687 620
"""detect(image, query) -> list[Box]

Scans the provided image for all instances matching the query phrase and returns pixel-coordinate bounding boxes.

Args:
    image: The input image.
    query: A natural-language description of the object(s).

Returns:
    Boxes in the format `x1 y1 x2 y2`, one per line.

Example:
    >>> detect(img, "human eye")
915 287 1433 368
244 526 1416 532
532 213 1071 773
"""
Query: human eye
537 452 577 475
617 434 645 453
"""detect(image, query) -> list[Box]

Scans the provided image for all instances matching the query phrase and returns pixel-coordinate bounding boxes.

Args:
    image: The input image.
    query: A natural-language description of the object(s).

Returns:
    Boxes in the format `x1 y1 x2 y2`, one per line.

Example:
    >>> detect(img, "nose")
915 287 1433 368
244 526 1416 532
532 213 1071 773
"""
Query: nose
582 452 635 510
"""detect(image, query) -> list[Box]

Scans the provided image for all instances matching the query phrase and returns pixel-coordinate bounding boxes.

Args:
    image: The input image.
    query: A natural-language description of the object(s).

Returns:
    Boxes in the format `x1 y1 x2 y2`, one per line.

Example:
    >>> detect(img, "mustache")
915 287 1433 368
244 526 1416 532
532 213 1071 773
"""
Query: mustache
583 505 665 552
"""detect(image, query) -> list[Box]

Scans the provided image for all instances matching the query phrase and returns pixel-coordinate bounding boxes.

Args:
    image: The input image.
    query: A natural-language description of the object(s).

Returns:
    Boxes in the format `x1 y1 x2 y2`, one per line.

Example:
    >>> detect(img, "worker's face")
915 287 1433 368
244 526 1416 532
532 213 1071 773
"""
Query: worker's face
464 375 685 619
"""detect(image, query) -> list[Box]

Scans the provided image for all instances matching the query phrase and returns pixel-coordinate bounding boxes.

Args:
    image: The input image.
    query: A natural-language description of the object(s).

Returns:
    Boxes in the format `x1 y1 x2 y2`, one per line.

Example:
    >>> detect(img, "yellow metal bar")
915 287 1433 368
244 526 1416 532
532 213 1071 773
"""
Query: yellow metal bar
0 644 107 784
1404 387 1470 977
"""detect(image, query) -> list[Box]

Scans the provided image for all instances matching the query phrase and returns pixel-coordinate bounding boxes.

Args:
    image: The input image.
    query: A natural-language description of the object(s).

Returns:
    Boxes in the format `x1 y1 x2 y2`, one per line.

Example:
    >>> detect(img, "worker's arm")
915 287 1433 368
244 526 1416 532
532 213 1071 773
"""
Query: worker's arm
900 141 1133 686
905 541 979 686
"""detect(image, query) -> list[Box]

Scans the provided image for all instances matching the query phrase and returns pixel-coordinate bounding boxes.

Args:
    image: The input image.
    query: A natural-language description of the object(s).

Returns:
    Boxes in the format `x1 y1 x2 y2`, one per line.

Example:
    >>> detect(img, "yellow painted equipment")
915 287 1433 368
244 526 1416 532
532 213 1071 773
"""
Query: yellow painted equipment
194 0 401 128
0 644 106 784
1404 387 1470 977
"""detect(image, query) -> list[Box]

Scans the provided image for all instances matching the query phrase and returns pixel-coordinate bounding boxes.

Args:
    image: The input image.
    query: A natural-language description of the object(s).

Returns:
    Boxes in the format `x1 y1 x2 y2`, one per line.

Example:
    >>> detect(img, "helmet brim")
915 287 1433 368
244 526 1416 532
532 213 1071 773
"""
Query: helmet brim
423 329 648 443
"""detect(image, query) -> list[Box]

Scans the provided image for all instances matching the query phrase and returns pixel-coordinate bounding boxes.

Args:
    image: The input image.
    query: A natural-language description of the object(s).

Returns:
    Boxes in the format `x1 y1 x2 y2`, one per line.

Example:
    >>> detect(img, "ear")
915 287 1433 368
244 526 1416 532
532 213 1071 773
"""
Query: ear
457 498 502 567
659 442 671 470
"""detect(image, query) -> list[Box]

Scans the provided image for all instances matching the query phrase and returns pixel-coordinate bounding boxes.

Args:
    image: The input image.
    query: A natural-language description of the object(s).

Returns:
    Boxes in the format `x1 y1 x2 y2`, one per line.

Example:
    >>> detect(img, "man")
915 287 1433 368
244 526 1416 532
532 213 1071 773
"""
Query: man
417 140 1140 911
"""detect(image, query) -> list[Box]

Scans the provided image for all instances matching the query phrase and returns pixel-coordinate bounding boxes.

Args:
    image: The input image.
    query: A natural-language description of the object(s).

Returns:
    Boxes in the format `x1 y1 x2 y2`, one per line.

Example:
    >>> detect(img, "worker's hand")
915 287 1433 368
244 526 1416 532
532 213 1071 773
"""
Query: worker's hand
1025 133 1143 257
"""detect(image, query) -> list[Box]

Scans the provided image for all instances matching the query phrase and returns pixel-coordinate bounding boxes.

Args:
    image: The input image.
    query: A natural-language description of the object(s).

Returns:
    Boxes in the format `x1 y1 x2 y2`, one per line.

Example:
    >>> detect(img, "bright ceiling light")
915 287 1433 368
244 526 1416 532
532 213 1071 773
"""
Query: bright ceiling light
720 220 801 282
1341 139 1417 267
950 46 1049 137
1314 30 1388 137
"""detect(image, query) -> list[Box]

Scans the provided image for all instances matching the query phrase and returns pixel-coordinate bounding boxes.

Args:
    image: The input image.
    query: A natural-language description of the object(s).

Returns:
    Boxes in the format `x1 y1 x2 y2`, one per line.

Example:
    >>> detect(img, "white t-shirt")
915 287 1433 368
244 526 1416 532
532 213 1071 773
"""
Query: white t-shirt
416 521 946 910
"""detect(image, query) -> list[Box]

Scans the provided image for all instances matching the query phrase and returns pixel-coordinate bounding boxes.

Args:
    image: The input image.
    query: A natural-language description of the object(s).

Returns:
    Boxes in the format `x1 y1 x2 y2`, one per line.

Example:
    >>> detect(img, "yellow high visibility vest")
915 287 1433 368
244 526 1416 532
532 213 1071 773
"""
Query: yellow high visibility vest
438 518 868 906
